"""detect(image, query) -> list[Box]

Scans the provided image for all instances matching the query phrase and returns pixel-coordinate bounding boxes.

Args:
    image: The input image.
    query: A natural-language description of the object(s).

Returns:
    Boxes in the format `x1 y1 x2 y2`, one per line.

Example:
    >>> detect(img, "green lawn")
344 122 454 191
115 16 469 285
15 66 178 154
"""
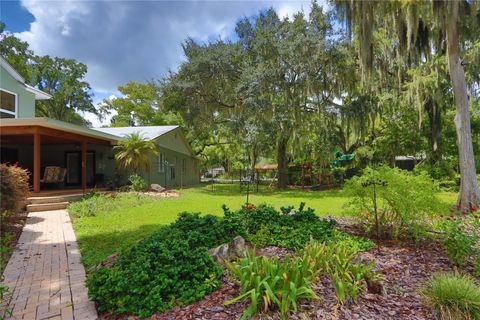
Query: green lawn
71 183 456 269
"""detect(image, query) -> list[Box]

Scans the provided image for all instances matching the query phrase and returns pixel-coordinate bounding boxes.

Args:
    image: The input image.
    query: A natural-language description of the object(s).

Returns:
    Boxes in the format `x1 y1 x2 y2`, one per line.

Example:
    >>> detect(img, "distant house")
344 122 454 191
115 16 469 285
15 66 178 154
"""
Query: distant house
0 56 199 192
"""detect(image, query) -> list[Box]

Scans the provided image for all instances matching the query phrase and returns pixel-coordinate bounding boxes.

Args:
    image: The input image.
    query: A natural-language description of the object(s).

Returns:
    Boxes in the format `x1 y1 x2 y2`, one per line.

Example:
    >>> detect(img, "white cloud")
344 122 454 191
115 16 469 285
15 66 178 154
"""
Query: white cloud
16 0 327 126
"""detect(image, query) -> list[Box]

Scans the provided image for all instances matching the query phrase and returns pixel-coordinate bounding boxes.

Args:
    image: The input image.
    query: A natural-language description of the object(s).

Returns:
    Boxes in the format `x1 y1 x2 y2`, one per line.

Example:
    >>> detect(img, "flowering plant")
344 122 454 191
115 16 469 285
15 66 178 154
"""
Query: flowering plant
442 205 480 267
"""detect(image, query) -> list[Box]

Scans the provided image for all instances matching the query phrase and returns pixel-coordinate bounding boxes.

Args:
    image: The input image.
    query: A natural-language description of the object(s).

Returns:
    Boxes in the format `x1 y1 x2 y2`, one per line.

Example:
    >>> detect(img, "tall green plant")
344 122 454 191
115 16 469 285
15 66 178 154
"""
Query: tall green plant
344 166 442 240
225 250 319 319
113 132 158 175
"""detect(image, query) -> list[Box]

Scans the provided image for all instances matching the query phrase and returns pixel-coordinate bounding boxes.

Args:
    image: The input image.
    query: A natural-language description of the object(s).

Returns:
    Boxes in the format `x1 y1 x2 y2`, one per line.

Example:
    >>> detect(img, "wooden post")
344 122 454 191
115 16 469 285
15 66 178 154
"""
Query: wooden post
82 141 87 191
33 132 41 193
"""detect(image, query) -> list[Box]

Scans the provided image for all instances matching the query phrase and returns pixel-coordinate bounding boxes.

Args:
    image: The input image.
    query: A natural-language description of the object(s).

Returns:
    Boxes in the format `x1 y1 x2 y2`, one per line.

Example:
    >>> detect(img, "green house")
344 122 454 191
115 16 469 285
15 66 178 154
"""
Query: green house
0 56 199 193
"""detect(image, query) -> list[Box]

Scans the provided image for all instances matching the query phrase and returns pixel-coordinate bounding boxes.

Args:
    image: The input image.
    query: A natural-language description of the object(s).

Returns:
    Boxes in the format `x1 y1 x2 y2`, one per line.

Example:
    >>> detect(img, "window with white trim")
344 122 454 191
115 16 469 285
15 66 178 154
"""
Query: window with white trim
0 89 17 118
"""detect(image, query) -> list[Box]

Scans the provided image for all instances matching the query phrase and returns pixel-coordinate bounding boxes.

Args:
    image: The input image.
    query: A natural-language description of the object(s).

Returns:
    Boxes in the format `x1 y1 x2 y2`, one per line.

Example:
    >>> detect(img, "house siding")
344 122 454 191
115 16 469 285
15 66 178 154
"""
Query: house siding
147 146 199 188
0 65 36 118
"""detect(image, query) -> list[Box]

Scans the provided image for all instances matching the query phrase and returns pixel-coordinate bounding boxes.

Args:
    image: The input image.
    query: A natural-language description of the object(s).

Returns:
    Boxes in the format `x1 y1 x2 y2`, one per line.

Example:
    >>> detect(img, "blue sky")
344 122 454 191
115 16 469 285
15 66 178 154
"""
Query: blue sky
2 0 320 125
1 0 34 32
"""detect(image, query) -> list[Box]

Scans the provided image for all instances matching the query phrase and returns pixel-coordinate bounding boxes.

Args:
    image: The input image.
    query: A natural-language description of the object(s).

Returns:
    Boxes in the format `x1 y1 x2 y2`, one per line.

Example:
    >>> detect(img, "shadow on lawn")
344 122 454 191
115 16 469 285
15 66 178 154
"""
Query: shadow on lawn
190 183 348 199
77 223 165 270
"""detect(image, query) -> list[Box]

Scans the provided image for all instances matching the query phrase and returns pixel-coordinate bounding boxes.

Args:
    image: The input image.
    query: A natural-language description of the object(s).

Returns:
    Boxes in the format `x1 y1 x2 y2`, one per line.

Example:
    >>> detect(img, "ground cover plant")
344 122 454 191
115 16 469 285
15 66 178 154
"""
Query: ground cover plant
87 213 232 318
87 203 368 318
222 203 337 250
70 184 454 269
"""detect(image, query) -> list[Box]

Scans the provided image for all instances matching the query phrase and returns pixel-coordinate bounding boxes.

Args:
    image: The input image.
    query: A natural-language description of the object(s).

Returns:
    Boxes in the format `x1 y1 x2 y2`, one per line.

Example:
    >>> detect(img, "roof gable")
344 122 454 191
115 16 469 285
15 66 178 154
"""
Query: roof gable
92 125 196 157
0 56 52 100
92 125 178 140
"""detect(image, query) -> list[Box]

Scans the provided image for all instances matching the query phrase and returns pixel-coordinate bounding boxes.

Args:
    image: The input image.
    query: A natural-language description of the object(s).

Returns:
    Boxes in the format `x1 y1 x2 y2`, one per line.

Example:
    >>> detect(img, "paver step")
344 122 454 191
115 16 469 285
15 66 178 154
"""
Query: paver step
26 202 70 212
27 193 83 204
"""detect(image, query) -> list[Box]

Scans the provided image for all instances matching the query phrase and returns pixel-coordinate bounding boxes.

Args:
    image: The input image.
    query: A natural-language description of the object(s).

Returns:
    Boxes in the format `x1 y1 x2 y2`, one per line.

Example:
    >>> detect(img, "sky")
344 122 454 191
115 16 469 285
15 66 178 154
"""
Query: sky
1 0 323 125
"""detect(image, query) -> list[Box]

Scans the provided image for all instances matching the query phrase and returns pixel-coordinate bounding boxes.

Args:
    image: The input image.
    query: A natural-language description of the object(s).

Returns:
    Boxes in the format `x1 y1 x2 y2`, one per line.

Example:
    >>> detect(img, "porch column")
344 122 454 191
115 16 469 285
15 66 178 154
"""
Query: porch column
33 132 41 193
82 141 87 191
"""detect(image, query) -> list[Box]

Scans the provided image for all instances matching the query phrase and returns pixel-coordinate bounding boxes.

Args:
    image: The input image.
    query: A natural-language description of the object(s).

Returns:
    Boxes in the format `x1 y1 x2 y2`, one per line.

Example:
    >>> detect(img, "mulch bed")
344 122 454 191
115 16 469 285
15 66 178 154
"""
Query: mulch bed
98 219 454 320
148 242 451 320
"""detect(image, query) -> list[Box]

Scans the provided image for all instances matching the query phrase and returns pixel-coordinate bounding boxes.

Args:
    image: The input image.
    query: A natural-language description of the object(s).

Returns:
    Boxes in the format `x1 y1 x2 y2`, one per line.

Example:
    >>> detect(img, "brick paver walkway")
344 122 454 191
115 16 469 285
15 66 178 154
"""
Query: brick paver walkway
2 210 97 320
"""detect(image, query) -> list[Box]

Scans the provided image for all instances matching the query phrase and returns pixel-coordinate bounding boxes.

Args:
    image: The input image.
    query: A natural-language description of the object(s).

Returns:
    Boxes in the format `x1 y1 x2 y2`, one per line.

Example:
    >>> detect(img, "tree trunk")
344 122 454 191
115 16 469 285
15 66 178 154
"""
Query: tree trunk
277 136 289 189
426 99 442 164
250 146 258 181
445 3 480 208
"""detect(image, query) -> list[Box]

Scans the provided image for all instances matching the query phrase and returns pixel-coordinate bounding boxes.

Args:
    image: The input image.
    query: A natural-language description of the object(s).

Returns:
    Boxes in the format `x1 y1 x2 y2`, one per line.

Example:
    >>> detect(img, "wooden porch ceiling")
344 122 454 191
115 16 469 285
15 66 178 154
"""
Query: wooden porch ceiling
1 134 84 145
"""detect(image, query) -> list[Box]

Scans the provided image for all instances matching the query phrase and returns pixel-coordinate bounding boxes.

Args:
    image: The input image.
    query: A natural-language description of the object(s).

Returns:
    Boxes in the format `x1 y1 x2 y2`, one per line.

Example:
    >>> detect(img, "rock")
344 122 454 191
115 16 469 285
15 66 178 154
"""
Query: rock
90 253 118 271
150 183 166 192
228 236 246 257
209 236 246 263
209 244 230 263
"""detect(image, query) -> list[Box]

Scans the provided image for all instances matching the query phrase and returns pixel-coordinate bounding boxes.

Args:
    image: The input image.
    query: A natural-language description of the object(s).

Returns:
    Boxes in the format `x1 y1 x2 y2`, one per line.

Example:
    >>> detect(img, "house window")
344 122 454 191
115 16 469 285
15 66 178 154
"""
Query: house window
170 166 176 180
158 153 165 173
0 89 17 118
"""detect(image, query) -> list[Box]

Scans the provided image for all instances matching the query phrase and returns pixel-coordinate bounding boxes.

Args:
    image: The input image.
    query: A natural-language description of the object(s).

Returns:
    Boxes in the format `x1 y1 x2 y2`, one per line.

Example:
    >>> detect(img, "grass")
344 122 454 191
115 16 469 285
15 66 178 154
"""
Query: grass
71 183 456 269
422 272 480 320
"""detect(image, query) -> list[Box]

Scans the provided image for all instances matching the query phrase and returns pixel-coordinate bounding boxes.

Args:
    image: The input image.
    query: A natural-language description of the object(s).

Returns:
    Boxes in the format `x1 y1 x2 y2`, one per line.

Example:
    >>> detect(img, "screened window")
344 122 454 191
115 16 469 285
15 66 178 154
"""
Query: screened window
0 90 17 118
158 153 165 173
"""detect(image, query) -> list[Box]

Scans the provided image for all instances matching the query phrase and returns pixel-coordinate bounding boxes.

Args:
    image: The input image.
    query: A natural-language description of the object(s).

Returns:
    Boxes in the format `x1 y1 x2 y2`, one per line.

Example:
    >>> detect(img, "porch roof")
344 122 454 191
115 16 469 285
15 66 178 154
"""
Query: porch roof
0 117 120 144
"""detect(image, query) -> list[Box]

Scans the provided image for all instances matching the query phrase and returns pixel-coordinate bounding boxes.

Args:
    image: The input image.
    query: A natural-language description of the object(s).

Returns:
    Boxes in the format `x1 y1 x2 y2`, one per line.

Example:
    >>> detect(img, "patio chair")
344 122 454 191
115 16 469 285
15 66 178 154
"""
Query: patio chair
40 166 65 188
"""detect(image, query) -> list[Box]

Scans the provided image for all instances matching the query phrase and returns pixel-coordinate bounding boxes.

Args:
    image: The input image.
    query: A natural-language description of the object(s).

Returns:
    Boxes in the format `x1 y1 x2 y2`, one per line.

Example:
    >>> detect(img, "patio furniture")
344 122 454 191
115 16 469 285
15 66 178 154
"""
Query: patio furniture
40 166 66 188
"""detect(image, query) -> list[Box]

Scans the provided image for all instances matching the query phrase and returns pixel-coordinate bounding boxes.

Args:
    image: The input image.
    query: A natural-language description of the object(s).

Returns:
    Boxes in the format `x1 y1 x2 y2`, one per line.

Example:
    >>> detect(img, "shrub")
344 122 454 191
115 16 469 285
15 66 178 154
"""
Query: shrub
88 226 224 318
68 193 156 218
441 206 480 267
0 163 30 214
87 211 242 317
222 203 336 250
225 250 319 319
129 174 148 192
422 273 480 320
344 165 441 240
173 212 235 248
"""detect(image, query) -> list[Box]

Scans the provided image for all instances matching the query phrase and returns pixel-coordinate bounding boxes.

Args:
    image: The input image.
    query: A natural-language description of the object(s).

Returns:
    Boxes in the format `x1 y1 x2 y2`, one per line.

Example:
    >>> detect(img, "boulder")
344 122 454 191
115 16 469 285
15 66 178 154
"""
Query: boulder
209 243 230 263
209 236 246 263
150 184 166 192
228 236 246 257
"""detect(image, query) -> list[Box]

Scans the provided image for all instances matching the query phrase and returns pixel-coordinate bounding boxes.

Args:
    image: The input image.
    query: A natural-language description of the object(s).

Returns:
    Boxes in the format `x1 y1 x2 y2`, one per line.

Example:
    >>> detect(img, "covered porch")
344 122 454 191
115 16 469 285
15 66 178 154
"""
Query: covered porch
0 118 120 193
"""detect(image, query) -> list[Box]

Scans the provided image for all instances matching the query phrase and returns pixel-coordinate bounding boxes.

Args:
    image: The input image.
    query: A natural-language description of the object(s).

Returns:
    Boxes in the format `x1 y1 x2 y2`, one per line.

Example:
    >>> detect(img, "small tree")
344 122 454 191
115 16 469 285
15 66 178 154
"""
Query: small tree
113 132 159 176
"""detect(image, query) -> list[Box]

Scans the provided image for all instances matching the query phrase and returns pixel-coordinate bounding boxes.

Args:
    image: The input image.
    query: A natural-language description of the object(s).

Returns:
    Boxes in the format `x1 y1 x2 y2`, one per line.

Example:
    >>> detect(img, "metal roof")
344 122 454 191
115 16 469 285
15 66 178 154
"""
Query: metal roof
92 125 179 140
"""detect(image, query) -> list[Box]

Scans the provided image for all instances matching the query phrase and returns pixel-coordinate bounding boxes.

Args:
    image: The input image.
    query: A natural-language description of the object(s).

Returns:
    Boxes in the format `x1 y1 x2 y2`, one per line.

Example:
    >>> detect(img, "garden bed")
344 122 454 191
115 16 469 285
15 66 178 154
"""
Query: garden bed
150 242 451 320
92 213 455 320
97 241 452 320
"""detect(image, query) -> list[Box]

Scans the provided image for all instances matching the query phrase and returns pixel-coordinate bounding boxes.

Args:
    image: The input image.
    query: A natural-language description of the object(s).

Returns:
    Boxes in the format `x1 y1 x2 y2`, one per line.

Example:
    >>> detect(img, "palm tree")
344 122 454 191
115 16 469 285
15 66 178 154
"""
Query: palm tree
333 0 480 208
113 132 159 175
